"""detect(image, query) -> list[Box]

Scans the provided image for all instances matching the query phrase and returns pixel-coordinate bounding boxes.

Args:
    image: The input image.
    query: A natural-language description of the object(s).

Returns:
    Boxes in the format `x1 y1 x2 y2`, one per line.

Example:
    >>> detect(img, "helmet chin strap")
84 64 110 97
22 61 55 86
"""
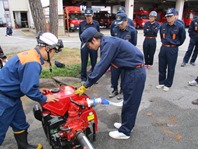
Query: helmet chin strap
47 51 52 72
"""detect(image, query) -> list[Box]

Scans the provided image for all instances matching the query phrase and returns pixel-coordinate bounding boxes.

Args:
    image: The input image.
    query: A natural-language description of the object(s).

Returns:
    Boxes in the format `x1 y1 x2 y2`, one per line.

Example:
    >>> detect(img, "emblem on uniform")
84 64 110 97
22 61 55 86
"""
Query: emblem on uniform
87 10 90 13
167 9 172 13
116 16 121 21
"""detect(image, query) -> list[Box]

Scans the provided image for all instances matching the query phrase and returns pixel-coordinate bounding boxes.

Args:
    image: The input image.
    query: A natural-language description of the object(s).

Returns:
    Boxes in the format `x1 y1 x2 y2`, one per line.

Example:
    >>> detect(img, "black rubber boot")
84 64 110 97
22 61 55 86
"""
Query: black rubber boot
14 130 43 149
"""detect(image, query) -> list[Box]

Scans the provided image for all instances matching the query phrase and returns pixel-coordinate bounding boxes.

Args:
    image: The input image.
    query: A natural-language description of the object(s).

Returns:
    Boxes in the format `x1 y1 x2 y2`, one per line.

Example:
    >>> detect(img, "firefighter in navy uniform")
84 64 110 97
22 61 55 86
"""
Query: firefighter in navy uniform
110 6 135 36
181 17 198 67
79 8 100 83
156 8 186 92
109 13 137 98
143 11 160 68
0 32 63 148
75 27 146 140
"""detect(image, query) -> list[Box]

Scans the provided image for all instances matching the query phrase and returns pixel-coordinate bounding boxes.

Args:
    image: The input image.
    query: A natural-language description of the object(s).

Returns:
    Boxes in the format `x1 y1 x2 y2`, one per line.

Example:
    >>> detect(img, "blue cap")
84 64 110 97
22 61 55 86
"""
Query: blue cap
174 9 178 15
165 8 176 17
115 13 127 25
84 8 94 16
117 6 125 13
80 27 98 47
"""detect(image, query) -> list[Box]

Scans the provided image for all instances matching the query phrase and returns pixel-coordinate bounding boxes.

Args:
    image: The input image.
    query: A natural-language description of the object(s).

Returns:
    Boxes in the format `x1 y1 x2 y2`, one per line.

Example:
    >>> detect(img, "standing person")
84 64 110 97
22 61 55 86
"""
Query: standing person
156 8 186 92
79 8 100 84
143 11 160 68
181 17 198 67
75 27 146 139
5 22 13 36
0 32 63 148
109 13 137 98
110 6 134 36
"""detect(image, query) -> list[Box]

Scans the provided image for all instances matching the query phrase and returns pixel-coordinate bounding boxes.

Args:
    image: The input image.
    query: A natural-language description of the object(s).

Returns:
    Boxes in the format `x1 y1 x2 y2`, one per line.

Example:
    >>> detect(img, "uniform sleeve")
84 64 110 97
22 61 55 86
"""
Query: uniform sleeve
179 25 186 46
188 20 194 37
152 23 160 36
96 21 100 32
84 42 117 87
20 62 47 103
132 29 137 46
79 22 83 38
110 21 115 36
143 22 148 35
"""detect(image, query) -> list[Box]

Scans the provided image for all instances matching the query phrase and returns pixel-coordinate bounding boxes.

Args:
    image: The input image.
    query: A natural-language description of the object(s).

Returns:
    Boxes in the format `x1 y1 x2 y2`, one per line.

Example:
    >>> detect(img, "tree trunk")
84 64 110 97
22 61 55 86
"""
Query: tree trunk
28 0 46 33
49 0 58 37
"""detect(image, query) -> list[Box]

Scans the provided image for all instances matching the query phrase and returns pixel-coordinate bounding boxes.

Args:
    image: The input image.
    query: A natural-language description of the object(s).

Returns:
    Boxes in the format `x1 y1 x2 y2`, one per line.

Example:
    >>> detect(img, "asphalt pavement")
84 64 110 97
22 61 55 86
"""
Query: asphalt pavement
0 27 198 149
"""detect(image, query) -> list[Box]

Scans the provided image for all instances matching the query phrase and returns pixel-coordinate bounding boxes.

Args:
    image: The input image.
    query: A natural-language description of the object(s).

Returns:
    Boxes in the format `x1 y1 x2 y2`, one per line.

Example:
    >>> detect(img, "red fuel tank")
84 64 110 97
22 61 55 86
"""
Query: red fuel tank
42 86 88 116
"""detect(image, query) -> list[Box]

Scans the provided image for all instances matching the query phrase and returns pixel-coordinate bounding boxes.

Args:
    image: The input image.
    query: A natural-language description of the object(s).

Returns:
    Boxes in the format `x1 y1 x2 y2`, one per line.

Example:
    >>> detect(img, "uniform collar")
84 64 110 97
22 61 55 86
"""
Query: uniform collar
34 48 44 65
86 21 93 25
120 25 129 31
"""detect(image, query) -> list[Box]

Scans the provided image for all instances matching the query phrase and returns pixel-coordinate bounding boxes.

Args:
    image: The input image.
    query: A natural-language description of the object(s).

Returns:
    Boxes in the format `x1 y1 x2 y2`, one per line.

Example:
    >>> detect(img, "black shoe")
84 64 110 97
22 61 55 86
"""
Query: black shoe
109 90 118 98
117 96 123 100
192 99 198 105
181 62 186 67
117 90 123 100
190 62 195 66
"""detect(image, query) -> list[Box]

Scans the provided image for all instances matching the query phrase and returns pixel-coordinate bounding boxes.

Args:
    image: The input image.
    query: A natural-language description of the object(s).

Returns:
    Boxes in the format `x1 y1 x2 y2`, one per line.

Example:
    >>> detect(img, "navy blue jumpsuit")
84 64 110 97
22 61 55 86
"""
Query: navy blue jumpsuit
84 36 146 136
182 18 198 64
143 21 160 65
111 25 137 91
159 21 186 87
79 20 100 81
110 18 134 36
0 48 47 144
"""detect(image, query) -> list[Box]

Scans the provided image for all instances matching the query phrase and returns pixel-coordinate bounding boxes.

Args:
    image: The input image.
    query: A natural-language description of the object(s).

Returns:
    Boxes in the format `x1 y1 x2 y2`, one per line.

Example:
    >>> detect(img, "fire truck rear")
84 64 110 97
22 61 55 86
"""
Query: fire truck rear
64 6 84 32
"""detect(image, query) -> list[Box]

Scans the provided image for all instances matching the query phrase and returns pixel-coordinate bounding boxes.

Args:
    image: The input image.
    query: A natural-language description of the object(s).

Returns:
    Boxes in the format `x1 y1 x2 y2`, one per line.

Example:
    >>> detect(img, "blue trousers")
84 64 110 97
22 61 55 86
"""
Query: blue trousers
183 38 198 63
143 38 157 65
0 95 29 144
158 46 178 87
110 66 122 90
81 46 98 81
118 67 146 136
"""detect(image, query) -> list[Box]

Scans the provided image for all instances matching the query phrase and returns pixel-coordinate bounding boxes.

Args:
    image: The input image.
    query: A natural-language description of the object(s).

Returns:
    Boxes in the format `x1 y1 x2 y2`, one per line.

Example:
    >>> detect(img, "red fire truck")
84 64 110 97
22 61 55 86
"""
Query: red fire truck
133 10 150 29
94 11 112 28
64 6 84 32
183 10 198 27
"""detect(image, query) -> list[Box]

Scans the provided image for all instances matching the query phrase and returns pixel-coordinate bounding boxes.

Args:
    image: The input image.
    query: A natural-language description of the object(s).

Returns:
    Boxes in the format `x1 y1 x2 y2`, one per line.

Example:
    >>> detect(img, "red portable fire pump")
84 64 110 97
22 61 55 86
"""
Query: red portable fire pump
33 85 109 149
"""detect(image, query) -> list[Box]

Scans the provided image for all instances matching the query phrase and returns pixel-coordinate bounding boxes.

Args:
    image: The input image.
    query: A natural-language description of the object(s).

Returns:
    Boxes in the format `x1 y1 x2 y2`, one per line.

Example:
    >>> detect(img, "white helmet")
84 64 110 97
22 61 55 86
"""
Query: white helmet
149 11 157 17
36 32 63 53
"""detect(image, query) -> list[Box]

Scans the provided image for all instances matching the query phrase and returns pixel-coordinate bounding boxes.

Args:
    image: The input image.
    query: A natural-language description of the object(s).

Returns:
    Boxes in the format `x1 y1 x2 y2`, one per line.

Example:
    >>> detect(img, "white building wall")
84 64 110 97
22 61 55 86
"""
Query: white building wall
0 1 6 24
9 0 28 11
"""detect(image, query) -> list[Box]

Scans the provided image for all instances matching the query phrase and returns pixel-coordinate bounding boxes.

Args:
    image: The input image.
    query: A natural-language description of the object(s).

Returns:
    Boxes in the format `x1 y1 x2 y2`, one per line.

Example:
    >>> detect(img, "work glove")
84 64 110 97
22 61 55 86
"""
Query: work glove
74 85 89 95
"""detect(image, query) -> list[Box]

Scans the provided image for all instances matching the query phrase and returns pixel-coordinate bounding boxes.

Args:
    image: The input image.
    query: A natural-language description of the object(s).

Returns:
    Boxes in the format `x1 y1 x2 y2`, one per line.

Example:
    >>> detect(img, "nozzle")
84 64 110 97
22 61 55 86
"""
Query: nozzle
86 98 110 107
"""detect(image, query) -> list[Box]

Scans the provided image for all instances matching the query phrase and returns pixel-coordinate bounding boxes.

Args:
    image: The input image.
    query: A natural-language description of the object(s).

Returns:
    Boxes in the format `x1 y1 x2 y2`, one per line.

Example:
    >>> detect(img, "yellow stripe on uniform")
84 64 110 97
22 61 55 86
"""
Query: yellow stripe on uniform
13 130 25 134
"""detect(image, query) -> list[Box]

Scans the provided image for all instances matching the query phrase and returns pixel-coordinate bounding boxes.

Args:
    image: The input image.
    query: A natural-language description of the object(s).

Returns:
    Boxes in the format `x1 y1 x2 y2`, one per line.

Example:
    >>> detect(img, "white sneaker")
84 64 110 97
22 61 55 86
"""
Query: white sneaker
156 84 164 89
163 86 170 92
109 130 130 139
114 123 133 132
188 80 198 86
114 122 122 129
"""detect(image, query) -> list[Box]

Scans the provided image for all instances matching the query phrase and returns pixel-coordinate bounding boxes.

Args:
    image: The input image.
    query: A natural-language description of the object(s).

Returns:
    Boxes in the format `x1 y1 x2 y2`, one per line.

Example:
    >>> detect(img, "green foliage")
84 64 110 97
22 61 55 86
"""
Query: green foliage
40 64 81 78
